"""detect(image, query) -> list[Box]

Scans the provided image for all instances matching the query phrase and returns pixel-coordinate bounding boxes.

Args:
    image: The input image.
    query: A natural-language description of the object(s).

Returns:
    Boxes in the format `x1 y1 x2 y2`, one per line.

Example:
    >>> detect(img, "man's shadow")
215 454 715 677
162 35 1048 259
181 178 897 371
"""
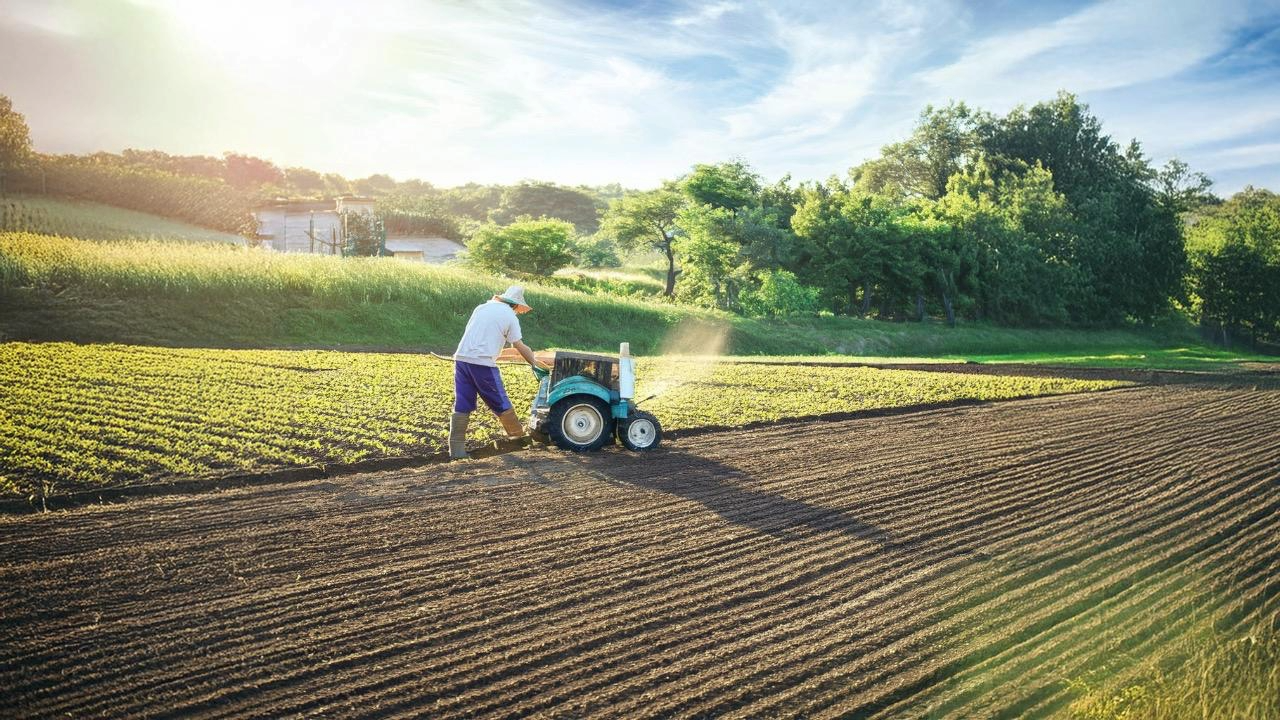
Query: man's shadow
585 447 900 549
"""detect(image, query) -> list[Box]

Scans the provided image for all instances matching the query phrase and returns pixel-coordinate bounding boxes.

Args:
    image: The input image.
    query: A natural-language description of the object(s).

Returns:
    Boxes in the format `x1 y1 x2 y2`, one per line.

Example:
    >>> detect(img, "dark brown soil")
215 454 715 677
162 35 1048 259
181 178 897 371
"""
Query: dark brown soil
2 385 1277 719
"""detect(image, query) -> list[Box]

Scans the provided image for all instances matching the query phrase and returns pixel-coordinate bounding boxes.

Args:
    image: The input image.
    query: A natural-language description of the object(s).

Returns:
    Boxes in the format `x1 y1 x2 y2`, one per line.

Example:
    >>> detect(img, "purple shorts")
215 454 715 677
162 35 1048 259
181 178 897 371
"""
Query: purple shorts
454 361 512 414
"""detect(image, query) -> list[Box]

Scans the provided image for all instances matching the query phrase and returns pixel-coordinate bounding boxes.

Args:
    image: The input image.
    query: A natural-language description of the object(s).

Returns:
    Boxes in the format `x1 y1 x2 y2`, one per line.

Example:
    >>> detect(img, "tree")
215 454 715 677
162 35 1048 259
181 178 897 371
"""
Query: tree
1154 158 1215 214
851 102 987 200
465 217 577 276
674 204 746 309
353 174 397 196
440 183 504 221
284 167 326 196
791 181 905 316
0 95 33 190
682 160 761 212
1186 187 1280 345
222 152 284 188
322 173 352 196
601 185 686 296
489 181 601 233
340 210 385 257
927 158 1079 324
978 92 1186 322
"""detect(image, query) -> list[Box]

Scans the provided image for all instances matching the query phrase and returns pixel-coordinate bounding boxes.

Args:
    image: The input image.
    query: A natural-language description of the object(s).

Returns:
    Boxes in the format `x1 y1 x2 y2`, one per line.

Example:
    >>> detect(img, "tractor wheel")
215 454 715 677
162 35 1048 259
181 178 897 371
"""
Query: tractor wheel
617 410 662 451
547 395 615 452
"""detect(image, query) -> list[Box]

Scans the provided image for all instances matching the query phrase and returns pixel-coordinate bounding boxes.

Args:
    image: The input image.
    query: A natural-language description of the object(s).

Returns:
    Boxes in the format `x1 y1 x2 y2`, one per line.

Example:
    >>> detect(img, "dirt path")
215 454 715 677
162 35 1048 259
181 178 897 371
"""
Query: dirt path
2 386 1278 718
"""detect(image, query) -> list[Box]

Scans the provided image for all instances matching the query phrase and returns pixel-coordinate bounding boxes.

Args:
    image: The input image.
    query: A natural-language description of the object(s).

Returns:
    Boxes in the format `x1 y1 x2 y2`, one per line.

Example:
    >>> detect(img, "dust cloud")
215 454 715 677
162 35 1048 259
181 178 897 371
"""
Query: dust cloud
638 318 730 402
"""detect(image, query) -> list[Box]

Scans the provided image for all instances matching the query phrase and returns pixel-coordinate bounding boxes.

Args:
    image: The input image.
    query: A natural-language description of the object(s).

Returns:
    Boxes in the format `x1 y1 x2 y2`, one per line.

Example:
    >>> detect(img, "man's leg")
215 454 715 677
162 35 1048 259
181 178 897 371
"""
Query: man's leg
451 363 480 459
473 366 525 438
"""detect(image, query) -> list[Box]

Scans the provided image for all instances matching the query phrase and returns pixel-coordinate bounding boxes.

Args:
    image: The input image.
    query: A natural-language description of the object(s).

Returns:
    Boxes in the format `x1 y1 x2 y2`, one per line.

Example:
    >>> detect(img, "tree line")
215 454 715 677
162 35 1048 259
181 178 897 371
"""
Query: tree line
1 91 1276 344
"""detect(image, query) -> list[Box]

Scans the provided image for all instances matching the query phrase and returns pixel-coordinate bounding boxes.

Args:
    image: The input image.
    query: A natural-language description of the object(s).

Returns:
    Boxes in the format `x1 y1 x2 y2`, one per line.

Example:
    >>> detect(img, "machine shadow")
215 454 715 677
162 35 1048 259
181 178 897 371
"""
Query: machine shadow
587 447 900 548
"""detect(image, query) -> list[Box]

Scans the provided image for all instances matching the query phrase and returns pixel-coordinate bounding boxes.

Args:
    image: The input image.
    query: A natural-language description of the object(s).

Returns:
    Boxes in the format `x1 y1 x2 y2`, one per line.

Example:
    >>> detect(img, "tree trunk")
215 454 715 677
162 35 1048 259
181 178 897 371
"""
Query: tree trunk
860 280 872 317
942 292 955 327
663 244 676 297
915 294 925 322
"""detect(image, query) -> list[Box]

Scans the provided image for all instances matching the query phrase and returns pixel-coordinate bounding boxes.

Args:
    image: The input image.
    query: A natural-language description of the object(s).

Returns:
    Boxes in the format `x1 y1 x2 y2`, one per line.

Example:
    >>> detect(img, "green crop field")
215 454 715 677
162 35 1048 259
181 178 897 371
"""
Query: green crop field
0 341 1124 501
1 196 245 244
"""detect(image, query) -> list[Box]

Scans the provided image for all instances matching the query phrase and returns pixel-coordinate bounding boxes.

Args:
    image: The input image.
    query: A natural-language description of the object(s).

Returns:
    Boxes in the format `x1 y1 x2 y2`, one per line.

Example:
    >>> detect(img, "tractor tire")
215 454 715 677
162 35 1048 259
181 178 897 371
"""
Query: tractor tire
546 395 615 452
617 410 662 451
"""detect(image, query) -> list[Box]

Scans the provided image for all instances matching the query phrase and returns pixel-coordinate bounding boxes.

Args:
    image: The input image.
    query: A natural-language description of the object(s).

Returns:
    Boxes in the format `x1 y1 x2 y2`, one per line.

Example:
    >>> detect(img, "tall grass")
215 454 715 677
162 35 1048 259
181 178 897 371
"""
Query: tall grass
0 231 1255 362
1 196 244 244
1069 606 1279 719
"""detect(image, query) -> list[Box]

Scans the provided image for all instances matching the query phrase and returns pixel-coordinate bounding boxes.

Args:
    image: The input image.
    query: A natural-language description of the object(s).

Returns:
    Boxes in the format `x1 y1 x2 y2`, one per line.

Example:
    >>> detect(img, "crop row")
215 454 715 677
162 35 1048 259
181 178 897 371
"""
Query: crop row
0 342 1124 499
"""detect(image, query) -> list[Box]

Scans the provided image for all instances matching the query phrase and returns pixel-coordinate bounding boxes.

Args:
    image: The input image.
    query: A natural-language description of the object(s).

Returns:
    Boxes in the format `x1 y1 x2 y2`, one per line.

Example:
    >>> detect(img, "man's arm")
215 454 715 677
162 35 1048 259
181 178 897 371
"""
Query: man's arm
512 340 548 368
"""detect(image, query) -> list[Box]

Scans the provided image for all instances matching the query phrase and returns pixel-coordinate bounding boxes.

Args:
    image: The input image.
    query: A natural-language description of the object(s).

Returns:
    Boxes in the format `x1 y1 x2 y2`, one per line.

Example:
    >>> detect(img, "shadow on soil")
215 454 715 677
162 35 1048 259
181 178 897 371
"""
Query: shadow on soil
590 448 900 548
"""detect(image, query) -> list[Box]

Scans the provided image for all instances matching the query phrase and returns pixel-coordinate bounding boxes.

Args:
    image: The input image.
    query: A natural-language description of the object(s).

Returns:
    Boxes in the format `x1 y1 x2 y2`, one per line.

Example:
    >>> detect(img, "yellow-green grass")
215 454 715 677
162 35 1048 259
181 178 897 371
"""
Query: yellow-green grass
965 347 1277 372
2 232 1262 370
0 341 1125 500
546 266 667 297
1 195 244 244
1068 606 1279 719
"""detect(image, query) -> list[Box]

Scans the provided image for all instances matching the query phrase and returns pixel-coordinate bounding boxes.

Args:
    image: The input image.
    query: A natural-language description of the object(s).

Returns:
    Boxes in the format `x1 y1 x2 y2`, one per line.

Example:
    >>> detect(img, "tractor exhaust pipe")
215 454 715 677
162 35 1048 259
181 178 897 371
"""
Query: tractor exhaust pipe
619 342 635 402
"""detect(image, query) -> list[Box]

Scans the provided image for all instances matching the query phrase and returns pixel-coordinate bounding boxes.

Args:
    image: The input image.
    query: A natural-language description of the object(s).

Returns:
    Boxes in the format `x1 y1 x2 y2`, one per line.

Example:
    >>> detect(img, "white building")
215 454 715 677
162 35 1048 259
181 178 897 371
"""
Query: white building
253 197 375 254
253 196 464 261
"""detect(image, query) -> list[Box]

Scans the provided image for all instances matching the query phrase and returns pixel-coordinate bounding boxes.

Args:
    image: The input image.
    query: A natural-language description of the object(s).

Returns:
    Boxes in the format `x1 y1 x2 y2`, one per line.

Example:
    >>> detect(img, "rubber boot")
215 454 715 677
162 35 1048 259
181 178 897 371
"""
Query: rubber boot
449 412 470 460
497 408 525 439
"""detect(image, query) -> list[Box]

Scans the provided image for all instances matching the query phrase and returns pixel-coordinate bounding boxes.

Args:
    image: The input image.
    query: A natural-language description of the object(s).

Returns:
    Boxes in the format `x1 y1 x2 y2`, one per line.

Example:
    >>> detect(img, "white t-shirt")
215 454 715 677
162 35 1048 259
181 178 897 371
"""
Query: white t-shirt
453 300 522 366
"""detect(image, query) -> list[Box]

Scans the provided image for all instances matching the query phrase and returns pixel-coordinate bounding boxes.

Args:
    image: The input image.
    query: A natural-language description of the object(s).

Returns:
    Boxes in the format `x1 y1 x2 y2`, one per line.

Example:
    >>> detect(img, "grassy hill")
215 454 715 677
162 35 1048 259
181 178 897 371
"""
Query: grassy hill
1 195 245 244
2 231 1268 369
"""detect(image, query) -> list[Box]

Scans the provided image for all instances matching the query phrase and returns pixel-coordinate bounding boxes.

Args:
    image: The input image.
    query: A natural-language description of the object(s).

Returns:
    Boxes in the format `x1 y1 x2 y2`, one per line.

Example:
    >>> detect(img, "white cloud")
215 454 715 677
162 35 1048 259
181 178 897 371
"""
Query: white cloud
1 0 1278 192
672 1 742 27
919 0 1254 108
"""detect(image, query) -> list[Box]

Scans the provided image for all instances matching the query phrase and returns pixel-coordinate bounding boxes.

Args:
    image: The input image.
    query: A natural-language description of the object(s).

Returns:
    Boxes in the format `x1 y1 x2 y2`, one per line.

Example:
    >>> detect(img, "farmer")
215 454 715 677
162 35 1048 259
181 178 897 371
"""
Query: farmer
449 285 544 460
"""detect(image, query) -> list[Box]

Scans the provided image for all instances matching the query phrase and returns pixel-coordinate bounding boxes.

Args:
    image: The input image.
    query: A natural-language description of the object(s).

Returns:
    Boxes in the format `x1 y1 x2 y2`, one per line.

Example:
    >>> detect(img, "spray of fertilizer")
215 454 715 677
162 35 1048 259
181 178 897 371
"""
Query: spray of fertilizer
638 318 730 403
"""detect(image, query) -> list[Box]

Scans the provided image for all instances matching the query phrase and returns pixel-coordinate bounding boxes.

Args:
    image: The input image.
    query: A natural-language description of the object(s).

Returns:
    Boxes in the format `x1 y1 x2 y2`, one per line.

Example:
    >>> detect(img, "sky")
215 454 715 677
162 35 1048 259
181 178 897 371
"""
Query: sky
2 0 1279 194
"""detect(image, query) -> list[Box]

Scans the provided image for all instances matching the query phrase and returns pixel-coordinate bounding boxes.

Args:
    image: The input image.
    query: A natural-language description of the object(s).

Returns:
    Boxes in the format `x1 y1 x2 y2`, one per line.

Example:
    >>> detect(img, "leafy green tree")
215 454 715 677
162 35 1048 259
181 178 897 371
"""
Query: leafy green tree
852 102 987 200
489 181 601 233
759 174 801 231
928 159 1079 324
0 95 33 191
601 184 686 296
1186 187 1280 345
792 183 884 315
465 217 576 276
1154 158 1216 214
340 210 385 256
572 233 621 268
978 92 1185 322
682 160 762 211
674 204 748 309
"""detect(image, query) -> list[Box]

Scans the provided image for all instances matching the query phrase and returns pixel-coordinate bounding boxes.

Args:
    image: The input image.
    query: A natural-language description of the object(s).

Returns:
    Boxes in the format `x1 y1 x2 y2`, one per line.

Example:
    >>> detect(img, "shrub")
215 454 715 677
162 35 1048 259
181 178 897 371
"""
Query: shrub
465 217 576 276
739 269 821 317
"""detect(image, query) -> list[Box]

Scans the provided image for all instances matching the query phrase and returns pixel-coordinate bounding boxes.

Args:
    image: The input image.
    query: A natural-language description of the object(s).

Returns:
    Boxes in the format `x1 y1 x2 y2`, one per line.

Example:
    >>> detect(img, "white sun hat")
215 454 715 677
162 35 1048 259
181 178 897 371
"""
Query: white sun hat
494 285 532 313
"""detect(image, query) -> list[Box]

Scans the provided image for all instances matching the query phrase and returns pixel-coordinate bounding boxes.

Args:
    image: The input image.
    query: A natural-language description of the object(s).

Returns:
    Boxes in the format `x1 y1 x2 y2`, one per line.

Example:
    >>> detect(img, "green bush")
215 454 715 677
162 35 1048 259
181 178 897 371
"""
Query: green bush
465 217 577 276
739 269 821 317
573 233 621 268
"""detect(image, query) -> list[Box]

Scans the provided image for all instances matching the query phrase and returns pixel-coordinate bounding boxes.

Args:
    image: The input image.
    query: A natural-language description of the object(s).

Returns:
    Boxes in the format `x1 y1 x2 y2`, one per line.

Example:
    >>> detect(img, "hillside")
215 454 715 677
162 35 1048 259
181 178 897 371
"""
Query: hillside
0 231 1264 369
1 195 245 244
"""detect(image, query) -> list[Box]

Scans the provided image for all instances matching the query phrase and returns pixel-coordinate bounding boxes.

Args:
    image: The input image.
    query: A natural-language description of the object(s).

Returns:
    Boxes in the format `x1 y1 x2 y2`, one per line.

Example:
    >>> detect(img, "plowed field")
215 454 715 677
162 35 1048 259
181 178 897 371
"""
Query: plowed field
2 385 1278 718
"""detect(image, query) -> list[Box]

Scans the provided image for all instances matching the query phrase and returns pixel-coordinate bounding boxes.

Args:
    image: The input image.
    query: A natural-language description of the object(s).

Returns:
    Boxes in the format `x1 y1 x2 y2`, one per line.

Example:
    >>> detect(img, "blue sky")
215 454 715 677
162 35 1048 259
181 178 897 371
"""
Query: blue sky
1 0 1278 193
